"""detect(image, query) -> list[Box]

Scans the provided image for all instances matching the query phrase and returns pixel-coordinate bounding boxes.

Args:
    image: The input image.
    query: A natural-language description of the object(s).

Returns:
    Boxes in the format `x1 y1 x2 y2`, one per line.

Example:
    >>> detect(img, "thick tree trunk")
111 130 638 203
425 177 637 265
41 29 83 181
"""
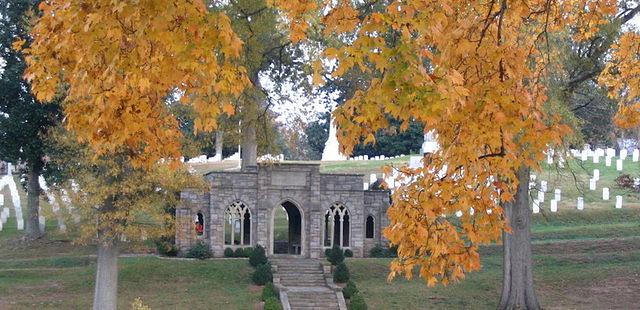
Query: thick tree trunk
241 121 257 170
25 165 42 239
499 166 541 310
215 130 223 160
93 241 119 310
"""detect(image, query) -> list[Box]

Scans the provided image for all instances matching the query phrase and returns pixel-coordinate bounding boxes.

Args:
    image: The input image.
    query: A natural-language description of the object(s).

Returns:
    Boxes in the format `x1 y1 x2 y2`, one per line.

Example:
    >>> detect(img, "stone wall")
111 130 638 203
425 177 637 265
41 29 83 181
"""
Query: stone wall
175 163 391 258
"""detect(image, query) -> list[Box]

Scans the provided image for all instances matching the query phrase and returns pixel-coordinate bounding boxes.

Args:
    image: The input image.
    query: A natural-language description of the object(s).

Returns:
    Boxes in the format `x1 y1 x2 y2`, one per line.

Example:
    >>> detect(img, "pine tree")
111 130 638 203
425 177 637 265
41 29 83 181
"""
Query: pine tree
0 0 61 239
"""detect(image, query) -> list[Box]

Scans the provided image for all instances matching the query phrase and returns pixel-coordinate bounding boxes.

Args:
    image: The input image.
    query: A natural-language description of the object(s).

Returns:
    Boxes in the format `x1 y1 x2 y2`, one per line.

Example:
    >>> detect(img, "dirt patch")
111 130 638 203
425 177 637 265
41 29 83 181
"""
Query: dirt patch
541 273 640 310
533 238 640 255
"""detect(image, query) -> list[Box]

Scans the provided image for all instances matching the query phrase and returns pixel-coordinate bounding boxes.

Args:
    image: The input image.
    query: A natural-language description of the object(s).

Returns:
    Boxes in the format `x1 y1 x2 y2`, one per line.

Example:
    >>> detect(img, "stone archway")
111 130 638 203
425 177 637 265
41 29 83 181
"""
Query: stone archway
271 200 303 255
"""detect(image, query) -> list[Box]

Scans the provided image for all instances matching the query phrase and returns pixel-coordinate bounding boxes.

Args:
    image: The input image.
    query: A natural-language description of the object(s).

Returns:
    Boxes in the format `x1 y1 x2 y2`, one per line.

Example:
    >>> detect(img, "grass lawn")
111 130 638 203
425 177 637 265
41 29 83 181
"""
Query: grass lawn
0 157 638 308
348 209 640 309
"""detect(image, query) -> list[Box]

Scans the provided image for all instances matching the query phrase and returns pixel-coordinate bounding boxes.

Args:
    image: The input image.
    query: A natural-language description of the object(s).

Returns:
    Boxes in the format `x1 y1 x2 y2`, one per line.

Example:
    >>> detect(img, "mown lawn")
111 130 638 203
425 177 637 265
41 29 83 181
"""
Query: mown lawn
348 208 640 309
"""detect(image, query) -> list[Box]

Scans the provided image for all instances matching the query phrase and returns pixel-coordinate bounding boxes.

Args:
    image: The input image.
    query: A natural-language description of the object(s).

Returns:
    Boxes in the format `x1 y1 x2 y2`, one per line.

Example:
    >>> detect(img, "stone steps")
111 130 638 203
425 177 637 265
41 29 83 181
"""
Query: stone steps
273 259 342 310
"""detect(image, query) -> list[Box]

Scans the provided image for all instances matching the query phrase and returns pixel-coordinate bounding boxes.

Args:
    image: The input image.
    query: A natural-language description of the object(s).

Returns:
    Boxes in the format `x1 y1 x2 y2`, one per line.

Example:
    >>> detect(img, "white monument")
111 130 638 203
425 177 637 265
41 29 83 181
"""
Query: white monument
321 114 347 161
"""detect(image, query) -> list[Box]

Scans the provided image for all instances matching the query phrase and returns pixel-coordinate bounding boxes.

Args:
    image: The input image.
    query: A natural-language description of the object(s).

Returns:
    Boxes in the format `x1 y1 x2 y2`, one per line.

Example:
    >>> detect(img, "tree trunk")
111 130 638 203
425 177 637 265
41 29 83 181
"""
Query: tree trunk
25 164 42 239
241 121 257 170
93 240 119 310
499 166 541 310
215 130 223 160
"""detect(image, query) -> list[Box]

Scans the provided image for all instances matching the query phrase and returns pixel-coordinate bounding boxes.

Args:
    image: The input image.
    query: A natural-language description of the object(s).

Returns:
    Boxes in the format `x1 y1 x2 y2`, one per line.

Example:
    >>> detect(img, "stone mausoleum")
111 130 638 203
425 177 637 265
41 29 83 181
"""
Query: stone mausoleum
175 163 390 258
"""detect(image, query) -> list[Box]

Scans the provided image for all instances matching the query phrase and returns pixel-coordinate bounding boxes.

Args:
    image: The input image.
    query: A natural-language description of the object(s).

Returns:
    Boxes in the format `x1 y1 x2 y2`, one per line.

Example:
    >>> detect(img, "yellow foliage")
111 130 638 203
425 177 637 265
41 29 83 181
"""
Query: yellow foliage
277 0 621 286
19 1 249 168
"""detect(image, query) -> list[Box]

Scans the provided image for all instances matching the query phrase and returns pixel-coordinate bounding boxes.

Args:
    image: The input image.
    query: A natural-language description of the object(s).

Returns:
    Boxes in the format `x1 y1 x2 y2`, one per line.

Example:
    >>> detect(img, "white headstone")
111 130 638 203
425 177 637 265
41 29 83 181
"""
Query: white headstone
554 189 561 201
577 197 584 210
550 199 558 212
606 148 616 158
455 210 463 217
615 195 622 209
38 216 46 233
380 155 386 160
616 159 623 171
592 154 599 164
0 219 3 231
595 148 605 157
369 174 377 184
469 208 475 215
363 182 369 190
593 169 600 181
620 149 628 160
633 149 639 162
605 156 612 167
547 153 553 164
540 181 547 192
17 218 24 230
537 191 545 202
581 151 588 161
528 181 535 190
589 178 597 191
0 194 3 206
530 174 537 182
0 211 5 224
532 199 540 213
602 187 609 200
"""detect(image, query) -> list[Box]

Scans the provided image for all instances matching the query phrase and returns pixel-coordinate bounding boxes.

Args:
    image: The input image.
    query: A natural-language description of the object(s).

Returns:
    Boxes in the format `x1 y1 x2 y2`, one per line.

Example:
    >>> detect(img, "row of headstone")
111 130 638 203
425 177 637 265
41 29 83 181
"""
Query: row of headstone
572 147 640 163
39 176 66 232
257 154 285 162
350 154 405 161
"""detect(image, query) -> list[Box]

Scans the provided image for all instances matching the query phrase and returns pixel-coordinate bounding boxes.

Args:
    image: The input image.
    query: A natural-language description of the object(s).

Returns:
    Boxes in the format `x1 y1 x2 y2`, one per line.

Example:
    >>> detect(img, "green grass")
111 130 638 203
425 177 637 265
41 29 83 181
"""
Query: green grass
0 256 258 309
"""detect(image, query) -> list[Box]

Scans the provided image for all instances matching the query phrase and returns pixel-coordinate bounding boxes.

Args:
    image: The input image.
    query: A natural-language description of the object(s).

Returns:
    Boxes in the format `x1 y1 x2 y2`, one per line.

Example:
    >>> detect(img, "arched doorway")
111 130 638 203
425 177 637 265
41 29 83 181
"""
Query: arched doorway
272 200 303 255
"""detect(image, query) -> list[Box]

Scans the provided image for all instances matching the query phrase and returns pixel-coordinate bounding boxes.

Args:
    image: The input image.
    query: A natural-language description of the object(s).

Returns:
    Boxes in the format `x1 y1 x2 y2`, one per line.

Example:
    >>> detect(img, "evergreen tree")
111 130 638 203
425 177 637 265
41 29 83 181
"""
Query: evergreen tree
0 0 61 239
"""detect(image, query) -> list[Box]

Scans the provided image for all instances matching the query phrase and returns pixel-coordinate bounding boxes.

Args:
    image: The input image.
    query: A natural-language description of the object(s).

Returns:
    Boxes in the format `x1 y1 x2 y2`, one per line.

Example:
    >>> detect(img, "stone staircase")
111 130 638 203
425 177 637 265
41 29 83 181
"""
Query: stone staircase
272 258 346 310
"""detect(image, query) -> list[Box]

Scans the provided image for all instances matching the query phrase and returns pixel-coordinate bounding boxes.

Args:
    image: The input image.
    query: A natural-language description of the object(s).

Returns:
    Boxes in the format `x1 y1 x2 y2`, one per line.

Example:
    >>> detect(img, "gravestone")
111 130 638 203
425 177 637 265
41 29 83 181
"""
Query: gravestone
540 180 547 192
589 178 596 190
592 154 599 164
17 218 23 230
550 199 558 212
581 151 588 161
593 169 600 181
633 149 639 162
620 149 628 160
554 189 561 201
532 199 540 213
616 159 623 171
577 197 584 210
363 183 369 190
615 195 622 209
409 156 422 168
39 215 45 233
455 210 463 217
537 191 544 202
369 174 377 184
602 187 609 200
606 148 616 158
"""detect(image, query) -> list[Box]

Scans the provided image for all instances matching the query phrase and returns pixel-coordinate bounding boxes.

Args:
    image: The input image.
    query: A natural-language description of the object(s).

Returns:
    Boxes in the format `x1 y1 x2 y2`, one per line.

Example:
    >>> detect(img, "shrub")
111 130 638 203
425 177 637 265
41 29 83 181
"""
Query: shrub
369 245 386 258
252 263 273 285
343 280 358 299
185 242 212 260
344 249 353 257
348 293 367 310
262 282 278 301
250 245 268 267
324 248 331 257
616 174 638 191
224 247 235 257
155 240 178 257
243 247 254 258
388 245 398 257
327 244 345 265
334 262 350 283
264 297 282 310
234 248 246 257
